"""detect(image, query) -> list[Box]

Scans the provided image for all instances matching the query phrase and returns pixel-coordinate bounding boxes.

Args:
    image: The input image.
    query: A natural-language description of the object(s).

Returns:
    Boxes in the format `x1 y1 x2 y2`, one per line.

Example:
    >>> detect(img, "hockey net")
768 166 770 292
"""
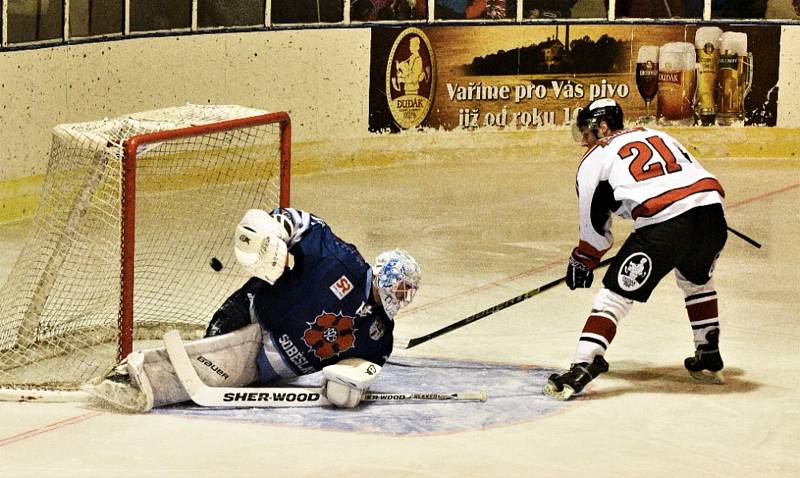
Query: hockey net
0 105 290 398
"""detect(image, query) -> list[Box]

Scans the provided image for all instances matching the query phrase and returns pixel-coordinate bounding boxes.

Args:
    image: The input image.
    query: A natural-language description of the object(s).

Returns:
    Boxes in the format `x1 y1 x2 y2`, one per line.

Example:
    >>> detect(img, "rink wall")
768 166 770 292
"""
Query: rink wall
1 24 799 223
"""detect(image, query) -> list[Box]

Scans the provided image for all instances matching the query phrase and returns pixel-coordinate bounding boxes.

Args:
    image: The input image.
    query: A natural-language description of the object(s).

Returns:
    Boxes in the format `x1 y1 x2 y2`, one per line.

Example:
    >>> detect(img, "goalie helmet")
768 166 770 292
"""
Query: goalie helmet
572 98 624 142
372 249 421 320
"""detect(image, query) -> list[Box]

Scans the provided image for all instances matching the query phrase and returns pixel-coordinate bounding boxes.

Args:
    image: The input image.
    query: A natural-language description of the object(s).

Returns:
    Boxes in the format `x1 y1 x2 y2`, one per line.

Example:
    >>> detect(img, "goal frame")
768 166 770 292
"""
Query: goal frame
118 111 291 360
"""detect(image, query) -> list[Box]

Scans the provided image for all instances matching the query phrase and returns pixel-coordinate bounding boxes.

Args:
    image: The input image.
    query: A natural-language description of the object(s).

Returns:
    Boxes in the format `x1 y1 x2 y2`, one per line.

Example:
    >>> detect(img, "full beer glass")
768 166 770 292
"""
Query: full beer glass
636 45 659 123
657 42 697 125
694 27 722 126
717 32 753 126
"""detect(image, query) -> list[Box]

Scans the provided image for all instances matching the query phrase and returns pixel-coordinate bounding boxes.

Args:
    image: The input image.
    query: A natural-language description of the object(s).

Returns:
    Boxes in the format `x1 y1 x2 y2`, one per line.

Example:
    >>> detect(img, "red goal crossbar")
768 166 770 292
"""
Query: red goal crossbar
118 112 291 359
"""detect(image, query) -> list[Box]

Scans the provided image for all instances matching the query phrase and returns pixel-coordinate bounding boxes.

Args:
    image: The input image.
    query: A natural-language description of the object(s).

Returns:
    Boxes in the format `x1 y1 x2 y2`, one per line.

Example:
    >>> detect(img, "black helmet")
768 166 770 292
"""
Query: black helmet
572 98 624 141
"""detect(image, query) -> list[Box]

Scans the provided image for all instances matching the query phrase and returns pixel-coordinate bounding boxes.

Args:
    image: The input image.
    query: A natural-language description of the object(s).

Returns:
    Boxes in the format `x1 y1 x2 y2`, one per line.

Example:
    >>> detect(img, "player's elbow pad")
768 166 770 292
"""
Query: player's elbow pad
322 358 381 408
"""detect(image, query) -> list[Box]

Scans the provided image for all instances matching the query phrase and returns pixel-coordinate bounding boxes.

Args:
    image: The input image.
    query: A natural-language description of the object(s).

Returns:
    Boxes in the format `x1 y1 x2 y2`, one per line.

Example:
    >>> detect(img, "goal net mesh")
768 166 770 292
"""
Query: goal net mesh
0 104 289 392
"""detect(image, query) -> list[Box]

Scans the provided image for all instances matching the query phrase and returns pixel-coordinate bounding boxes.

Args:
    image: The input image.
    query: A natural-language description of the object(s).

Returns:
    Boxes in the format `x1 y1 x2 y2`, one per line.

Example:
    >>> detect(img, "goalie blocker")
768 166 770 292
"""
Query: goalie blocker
321 357 381 408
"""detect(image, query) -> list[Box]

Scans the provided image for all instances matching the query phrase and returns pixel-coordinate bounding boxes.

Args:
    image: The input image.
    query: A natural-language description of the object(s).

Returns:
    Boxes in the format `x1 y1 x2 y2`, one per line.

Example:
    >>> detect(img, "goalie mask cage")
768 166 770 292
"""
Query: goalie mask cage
0 105 290 397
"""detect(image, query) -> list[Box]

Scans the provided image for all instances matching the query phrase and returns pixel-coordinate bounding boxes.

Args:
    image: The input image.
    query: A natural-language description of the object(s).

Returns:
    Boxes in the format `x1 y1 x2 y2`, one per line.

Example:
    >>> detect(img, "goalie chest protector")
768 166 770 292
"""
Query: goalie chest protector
252 221 394 374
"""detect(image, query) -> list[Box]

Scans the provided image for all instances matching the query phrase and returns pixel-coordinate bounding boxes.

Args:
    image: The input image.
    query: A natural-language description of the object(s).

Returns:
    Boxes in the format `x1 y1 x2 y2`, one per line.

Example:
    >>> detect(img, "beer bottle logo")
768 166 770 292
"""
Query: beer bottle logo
386 28 436 129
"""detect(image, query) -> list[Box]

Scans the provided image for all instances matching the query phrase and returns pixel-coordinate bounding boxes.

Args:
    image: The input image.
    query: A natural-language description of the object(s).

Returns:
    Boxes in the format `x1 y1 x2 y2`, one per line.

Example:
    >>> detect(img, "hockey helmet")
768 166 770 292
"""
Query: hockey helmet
572 98 624 142
372 249 421 320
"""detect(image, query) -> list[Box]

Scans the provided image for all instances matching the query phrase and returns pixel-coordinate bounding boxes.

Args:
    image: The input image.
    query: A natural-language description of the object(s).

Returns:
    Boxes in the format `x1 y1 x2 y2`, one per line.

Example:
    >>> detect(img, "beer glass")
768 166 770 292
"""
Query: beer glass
717 32 753 126
657 42 697 125
694 27 722 126
636 45 659 123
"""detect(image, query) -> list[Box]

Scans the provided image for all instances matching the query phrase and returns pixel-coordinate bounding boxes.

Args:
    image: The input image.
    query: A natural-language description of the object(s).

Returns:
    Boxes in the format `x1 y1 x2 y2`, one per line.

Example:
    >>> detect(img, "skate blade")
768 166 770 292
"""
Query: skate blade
688 370 725 385
543 382 576 401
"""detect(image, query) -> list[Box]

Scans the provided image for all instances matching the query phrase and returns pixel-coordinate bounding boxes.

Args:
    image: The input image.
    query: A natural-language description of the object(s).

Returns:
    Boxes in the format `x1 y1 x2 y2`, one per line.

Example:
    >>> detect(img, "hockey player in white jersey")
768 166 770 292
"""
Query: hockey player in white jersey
544 98 728 400
83 208 421 412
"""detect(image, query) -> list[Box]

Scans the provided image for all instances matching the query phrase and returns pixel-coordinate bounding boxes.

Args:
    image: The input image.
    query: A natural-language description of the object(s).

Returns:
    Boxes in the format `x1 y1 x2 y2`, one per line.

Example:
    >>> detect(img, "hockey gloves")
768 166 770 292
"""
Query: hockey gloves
322 358 381 408
566 248 594 290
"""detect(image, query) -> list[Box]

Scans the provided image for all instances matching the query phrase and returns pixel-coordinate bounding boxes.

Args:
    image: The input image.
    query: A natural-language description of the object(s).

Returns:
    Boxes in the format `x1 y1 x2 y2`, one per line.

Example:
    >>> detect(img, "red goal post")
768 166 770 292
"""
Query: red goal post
119 111 291 359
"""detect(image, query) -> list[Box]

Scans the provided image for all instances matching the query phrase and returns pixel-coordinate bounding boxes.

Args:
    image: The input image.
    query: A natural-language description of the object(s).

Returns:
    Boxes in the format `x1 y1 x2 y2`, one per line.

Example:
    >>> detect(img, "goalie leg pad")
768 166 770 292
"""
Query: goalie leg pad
124 323 263 410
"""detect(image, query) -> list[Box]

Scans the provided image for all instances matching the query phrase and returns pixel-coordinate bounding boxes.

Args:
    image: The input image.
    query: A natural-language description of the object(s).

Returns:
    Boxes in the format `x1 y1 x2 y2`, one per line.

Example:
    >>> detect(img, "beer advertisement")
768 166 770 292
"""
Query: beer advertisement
369 25 780 132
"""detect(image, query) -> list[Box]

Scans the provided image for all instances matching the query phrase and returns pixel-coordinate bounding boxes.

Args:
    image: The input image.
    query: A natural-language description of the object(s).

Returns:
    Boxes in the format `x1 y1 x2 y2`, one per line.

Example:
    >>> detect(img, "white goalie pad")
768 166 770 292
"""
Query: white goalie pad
126 323 263 410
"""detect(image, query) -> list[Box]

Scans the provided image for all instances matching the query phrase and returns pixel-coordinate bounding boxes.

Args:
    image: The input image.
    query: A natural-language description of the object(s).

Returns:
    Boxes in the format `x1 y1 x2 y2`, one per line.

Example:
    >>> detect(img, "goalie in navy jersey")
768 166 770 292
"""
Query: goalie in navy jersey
83 208 421 412
544 98 728 400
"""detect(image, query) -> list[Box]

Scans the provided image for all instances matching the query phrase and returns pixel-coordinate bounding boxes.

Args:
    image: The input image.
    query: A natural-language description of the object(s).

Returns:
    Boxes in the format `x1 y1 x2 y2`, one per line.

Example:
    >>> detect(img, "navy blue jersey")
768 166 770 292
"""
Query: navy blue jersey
252 209 393 380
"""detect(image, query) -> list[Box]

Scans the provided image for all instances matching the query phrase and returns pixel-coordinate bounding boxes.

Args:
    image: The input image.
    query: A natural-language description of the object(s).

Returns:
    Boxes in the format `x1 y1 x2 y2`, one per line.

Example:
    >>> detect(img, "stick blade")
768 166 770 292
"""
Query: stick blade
393 335 412 349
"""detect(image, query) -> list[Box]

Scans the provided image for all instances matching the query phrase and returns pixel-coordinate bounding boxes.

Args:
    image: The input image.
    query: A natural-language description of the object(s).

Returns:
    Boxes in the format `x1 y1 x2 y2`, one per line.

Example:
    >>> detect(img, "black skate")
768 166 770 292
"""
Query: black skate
684 329 725 384
543 355 609 400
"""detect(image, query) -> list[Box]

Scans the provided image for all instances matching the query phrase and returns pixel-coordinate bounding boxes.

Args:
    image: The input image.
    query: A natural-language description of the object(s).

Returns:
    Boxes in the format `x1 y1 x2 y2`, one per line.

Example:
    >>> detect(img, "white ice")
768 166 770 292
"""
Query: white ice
1 129 798 477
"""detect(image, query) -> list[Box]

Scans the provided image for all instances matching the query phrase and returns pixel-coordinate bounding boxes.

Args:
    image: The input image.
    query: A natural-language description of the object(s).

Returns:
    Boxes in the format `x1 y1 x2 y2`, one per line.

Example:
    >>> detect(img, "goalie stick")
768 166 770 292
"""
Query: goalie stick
163 330 487 407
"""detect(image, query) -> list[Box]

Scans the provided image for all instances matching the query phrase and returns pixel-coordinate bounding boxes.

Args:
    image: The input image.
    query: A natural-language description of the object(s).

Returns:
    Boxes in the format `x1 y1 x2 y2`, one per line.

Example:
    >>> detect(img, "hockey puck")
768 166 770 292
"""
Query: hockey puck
209 257 223 272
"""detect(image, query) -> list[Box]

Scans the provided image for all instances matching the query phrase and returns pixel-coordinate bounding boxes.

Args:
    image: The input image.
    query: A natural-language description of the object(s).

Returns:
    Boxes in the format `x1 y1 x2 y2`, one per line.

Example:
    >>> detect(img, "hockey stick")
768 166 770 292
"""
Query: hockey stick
396 222 760 351
394 256 616 350
727 226 761 249
163 330 487 407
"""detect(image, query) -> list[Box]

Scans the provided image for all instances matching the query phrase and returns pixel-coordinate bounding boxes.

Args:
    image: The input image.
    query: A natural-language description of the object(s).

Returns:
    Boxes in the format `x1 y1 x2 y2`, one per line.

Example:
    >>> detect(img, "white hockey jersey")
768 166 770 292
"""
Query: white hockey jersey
575 127 725 263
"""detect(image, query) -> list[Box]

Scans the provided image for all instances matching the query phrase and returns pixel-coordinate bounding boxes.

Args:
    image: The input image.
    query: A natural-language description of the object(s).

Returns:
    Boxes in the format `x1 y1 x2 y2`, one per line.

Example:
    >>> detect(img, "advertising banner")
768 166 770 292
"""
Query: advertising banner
369 24 780 132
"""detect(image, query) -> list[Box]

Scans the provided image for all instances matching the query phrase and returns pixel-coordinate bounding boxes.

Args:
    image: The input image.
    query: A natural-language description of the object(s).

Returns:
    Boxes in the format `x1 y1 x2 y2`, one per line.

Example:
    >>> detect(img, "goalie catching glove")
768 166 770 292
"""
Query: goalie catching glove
235 209 294 284
321 358 381 408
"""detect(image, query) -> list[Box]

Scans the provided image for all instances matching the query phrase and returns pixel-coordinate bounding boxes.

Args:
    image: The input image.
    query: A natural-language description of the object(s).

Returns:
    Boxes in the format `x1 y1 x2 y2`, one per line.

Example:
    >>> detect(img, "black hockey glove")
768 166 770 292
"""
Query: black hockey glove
566 249 594 290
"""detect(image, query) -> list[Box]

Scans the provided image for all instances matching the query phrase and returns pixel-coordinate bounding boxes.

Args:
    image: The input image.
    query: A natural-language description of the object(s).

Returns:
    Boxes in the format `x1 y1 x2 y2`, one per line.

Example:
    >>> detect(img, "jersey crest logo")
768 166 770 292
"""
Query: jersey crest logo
618 252 652 291
330 275 354 300
303 312 357 360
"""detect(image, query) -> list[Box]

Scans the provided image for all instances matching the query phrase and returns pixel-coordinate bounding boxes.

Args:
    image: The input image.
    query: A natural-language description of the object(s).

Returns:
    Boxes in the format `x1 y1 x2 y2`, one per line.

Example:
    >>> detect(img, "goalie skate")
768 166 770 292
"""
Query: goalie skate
543 355 608 401
81 362 149 413
684 329 725 385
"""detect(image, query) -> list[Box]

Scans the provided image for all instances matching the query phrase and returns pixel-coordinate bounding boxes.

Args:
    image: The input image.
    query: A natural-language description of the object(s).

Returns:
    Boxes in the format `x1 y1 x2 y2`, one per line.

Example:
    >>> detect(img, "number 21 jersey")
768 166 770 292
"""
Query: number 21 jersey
576 127 725 258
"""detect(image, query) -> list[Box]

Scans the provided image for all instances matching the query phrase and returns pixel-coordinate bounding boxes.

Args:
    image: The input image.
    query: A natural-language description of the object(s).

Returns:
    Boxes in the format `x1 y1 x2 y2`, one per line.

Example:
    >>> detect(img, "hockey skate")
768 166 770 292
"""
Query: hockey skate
543 355 609 401
81 361 149 413
684 329 725 384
